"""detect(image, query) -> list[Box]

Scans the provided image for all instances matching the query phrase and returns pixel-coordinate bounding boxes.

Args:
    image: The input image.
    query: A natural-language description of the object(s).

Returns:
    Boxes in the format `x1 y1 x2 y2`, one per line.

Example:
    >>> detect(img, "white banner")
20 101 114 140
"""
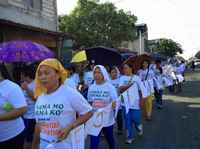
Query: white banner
85 104 114 136
120 90 130 114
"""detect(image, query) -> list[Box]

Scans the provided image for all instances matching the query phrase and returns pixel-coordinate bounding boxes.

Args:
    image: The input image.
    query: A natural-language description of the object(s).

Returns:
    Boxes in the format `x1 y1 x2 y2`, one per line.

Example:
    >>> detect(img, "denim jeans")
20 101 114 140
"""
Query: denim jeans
123 108 142 139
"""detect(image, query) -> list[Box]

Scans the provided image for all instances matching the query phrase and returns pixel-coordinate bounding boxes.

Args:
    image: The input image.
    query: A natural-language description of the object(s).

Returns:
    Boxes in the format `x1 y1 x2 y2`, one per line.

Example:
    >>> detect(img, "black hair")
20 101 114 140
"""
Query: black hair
123 63 133 69
122 63 134 73
110 66 118 72
65 63 76 73
21 64 36 80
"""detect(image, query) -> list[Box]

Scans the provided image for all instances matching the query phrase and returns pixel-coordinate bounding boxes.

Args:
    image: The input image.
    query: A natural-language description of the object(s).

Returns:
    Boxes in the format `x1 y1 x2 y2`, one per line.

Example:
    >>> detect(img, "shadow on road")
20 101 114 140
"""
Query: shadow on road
85 72 200 149
166 81 200 98
85 99 200 149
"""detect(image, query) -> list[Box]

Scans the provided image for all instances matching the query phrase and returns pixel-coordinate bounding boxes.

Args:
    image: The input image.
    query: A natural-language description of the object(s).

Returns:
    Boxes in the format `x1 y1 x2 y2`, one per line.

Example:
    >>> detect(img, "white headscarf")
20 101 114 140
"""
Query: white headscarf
93 65 110 82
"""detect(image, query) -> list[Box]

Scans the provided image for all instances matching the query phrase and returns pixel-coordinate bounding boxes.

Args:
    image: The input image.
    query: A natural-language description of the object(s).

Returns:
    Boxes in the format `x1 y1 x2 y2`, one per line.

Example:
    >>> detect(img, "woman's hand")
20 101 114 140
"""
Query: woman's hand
57 125 73 141
0 106 27 121
119 84 133 93
32 124 40 149
140 98 146 108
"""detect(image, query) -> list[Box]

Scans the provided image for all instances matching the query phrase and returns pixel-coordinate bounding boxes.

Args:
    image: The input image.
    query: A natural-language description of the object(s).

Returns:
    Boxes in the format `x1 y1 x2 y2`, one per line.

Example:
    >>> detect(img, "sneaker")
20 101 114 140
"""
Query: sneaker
137 125 143 136
138 130 143 136
157 104 163 109
100 133 104 137
125 138 134 144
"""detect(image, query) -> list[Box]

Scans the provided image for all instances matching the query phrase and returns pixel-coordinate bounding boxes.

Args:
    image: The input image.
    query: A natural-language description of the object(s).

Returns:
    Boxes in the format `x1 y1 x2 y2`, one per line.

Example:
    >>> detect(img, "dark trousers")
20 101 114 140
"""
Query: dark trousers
168 85 175 93
90 125 115 149
0 130 24 149
154 89 163 105
117 109 123 131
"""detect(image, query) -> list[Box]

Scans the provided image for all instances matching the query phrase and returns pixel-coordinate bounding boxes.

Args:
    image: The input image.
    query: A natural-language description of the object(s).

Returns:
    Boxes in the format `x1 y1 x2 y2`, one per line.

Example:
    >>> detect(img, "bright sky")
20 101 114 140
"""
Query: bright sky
57 0 200 59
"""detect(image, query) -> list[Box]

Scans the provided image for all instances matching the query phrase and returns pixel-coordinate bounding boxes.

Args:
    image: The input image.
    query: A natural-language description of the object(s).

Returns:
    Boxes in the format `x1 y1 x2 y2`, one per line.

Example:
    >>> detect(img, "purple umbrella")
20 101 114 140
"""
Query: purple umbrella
0 40 54 62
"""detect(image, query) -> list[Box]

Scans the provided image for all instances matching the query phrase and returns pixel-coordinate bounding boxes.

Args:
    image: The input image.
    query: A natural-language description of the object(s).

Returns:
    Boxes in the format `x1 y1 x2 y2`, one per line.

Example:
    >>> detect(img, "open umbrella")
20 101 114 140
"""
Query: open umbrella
71 46 122 66
71 50 87 63
123 54 152 73
0 40 54 62
133 54 152 72
123 55 137 65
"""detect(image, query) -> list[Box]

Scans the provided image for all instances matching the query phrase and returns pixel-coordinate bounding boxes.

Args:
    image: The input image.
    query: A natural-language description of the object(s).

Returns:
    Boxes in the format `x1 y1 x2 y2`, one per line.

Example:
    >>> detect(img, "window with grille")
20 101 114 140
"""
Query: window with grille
34 0 42 10
25 0 34 8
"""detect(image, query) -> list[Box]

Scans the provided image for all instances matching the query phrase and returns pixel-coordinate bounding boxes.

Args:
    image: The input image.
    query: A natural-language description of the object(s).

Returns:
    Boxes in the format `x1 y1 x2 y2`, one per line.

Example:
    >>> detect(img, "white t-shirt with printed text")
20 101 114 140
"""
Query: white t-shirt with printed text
119 75 147 109
138 69 155 94
110 78 120 91
87 82 117 127
83 71 94 87
35 84 92 149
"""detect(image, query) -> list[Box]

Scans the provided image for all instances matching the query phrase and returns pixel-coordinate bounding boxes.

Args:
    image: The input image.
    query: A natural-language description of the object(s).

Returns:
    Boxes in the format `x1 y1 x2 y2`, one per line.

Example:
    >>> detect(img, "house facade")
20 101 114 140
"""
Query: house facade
0 0 58 31
0 0 73 56
0 0 74 82
121 24 149 54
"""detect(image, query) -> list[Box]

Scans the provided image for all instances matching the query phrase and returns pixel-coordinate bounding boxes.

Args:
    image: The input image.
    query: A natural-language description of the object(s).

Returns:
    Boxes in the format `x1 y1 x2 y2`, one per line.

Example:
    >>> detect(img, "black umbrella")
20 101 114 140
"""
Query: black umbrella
85 46 122 67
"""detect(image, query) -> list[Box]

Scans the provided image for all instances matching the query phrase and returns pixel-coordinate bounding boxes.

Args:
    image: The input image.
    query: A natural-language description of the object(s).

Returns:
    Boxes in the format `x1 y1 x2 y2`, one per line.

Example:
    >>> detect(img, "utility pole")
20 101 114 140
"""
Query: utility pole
139 30 142 55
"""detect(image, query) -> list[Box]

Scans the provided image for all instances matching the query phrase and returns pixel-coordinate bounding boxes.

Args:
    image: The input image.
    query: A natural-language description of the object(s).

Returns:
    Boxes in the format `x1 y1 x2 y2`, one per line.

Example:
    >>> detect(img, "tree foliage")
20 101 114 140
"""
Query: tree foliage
195 51 200 59
153 38 183 57
59 0 137 48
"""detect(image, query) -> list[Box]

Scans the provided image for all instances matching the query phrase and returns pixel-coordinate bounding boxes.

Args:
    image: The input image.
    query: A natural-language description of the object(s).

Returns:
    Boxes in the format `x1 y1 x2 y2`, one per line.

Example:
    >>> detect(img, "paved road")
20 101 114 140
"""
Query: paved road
86 71 200 149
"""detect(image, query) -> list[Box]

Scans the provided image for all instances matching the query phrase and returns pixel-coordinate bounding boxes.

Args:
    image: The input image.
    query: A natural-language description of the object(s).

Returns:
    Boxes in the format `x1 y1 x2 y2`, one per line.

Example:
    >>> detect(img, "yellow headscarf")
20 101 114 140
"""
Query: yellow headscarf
34 58 68 98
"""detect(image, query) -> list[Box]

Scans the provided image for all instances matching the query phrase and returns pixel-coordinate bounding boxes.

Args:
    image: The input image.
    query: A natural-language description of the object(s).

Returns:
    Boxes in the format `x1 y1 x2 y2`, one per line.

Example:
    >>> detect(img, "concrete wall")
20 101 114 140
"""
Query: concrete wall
0 0 57 31
121 36 146 54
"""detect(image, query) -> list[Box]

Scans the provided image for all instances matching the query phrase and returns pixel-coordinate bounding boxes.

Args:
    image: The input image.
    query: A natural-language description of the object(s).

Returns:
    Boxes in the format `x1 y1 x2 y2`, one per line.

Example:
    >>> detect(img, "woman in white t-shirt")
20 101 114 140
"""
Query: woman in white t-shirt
64 64 78 90
138 60 155 121
153 60 164 109
21 65 37 149
81 63 95 99
83 63 94 87
0 65 27 149
110 66 123 134
32 59 93 149
88 65 117 149
119 63 147 144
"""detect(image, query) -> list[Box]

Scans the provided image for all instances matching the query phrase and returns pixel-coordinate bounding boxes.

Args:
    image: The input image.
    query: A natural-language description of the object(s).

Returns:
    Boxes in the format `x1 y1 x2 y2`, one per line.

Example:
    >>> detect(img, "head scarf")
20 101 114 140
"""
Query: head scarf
93 65 110 82
34 58 68 98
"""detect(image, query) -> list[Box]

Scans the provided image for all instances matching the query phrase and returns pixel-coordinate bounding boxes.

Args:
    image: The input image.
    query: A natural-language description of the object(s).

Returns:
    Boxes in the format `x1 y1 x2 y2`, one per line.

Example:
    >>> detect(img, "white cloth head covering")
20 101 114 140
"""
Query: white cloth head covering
93 65 110 82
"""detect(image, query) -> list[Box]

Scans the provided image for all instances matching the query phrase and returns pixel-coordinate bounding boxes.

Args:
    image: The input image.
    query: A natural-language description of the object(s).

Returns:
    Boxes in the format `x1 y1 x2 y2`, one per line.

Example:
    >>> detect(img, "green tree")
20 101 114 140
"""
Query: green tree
195 51 200 59
153 38 183 57
59 0 137 48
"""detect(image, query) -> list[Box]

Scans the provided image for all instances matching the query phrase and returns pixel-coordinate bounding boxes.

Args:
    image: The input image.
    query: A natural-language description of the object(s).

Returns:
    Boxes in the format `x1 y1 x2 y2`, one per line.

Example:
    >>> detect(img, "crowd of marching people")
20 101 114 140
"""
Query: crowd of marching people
0 57 186 149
